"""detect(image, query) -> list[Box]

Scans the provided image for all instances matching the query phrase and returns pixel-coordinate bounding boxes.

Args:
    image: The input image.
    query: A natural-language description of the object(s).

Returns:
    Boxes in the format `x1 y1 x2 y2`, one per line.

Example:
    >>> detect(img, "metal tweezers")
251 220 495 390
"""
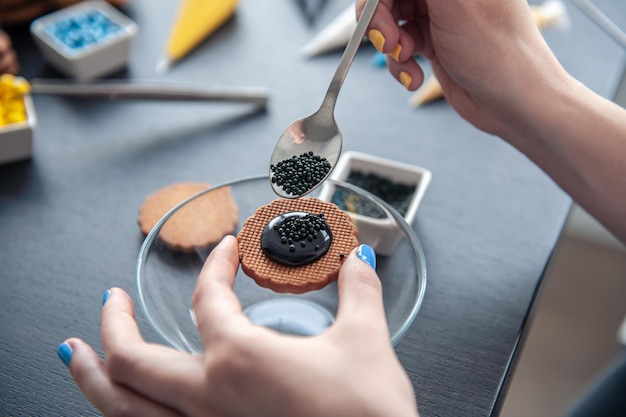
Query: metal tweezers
30 79 270 108
571 0 626 50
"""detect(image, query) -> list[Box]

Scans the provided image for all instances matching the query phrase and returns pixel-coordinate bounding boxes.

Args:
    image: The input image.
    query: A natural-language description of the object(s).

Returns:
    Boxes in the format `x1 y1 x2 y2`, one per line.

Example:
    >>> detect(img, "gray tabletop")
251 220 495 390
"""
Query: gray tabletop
1 1 625 416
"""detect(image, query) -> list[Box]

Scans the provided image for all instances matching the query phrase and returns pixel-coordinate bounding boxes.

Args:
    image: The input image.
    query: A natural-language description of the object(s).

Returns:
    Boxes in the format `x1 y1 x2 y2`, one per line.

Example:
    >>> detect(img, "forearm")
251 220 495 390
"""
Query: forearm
501 73 626 243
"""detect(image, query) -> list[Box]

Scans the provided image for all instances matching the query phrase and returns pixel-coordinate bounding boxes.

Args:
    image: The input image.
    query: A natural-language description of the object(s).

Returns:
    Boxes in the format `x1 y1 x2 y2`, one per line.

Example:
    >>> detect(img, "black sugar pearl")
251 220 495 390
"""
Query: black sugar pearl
270 152 332 196
343 170 415 216
276 213 329 244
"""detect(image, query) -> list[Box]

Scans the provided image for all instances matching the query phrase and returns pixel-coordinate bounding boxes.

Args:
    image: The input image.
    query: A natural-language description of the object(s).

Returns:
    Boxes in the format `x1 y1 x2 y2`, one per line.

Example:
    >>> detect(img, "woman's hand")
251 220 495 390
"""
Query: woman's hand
357 0 626 243
0 30 18 74
356 0 572 137
59 236 419 417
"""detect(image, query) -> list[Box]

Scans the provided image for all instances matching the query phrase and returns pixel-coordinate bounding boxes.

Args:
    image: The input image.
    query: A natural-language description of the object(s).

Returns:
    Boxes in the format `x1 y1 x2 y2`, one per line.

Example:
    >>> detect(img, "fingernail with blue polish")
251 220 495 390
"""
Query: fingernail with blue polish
102 289 111 306
356 244 376 270
57 342 72 367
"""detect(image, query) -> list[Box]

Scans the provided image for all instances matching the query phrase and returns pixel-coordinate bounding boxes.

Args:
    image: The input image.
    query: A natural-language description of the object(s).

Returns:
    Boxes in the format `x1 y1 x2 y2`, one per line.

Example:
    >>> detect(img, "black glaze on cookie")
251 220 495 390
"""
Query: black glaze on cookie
261 211 332 267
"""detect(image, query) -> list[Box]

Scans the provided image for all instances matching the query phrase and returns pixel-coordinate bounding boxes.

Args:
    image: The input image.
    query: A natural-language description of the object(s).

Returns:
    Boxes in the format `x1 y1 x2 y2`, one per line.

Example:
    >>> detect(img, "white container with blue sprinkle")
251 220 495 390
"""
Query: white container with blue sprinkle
30 1 138 80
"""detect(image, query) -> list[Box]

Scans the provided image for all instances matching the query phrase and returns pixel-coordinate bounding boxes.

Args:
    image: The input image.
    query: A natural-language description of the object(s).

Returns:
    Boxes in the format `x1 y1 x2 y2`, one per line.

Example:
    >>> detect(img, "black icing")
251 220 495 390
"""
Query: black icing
261 211 332 267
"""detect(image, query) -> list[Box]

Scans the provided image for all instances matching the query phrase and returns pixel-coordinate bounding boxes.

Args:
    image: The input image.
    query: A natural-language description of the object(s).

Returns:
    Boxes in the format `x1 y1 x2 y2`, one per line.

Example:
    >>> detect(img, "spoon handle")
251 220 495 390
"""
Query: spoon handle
319 0 380 114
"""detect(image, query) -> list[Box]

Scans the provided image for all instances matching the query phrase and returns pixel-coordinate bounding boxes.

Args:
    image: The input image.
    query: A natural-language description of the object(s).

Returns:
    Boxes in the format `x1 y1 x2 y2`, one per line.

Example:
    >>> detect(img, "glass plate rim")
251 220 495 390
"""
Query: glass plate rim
136 173 427 348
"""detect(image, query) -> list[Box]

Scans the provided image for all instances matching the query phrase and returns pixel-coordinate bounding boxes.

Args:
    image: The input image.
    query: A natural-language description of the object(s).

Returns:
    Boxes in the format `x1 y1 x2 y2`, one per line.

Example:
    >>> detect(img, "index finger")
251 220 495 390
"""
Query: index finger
100 288 207 413
356 0 400 54
192 235 246 344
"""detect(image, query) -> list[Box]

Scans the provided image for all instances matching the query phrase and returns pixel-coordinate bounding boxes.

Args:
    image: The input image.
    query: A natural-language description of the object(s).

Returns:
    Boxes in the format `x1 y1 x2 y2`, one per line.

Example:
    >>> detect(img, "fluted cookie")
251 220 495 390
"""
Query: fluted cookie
237 198 358 294
138 182 238 252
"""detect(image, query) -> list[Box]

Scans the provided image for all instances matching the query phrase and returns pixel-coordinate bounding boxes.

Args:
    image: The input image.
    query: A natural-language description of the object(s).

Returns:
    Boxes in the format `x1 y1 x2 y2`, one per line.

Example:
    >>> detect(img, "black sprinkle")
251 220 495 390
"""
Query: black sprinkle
270 152 332 196
332 170 415 217
277 213 328 245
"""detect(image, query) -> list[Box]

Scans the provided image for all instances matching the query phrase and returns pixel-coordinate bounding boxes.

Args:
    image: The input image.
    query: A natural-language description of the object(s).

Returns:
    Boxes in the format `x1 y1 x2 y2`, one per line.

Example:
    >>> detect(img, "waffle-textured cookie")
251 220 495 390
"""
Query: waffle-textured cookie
138 182 238 252
238 198 358 294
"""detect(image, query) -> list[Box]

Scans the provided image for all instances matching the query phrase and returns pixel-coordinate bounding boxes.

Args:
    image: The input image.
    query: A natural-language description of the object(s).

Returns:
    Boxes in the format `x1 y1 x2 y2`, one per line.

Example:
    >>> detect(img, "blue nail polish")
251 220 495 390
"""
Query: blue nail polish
356 244 376 270
57 342 72 367
102 289 111 306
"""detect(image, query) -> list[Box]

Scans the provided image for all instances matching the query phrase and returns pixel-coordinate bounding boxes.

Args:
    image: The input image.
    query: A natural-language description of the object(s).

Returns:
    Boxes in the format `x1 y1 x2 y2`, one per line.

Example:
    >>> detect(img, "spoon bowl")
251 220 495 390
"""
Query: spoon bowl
269 0 380 198
269 108 342 198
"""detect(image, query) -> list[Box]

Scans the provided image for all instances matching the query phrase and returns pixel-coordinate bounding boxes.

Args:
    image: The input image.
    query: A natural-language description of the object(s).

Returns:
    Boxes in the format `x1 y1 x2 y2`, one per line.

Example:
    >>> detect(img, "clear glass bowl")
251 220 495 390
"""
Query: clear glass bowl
136 174 427 353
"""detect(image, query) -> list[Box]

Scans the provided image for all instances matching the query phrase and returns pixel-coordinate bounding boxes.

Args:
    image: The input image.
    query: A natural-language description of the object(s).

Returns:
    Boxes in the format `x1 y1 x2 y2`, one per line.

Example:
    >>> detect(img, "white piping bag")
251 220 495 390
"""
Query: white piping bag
300 3 357 57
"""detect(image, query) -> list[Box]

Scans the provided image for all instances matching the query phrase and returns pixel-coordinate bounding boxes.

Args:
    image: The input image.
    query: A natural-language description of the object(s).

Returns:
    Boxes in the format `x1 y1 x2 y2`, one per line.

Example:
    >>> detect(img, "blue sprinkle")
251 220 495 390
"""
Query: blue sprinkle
46 9 122 51
370 51 387 68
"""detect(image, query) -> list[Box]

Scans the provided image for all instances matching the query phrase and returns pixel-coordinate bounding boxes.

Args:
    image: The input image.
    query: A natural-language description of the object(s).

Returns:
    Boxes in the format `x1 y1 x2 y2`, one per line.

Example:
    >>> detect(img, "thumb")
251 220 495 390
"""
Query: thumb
334 244 388 331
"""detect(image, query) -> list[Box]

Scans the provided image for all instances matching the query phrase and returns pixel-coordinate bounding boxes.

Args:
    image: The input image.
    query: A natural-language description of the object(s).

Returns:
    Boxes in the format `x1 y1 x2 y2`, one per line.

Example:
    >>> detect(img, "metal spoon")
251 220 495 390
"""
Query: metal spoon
269 0 380 198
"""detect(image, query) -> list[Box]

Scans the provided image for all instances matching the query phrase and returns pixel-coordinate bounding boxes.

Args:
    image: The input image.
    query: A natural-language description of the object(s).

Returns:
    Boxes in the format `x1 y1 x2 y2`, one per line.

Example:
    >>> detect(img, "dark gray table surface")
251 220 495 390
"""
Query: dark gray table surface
1 1 625 416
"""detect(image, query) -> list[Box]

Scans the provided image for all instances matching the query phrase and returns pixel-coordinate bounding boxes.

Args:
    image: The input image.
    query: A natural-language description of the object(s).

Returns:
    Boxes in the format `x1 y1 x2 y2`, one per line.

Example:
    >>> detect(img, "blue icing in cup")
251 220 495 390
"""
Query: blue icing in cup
45 9 122 51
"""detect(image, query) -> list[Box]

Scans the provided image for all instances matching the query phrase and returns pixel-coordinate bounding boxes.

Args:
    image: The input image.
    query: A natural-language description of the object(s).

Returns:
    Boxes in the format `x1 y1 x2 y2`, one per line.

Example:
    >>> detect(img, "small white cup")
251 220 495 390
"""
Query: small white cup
319 151 431 255
0 95 36 165
31 1 138 80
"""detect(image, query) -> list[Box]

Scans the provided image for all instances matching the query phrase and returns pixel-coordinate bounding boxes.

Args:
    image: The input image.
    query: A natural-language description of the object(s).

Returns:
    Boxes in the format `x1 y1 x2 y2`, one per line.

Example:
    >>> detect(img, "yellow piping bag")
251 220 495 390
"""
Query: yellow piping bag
157 0 238 73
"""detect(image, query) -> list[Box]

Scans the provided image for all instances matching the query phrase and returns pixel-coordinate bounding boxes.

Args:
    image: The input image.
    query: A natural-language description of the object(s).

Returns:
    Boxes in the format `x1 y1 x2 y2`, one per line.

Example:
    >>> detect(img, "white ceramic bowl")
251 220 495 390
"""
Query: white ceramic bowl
0 95 36 165
30 1 138 80
319 151 431 255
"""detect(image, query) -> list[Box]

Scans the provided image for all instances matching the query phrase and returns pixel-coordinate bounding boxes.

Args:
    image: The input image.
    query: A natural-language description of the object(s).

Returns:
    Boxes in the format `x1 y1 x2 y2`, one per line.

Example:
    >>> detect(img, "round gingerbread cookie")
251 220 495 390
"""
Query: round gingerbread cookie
237 198 359 294
138 182 238 252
